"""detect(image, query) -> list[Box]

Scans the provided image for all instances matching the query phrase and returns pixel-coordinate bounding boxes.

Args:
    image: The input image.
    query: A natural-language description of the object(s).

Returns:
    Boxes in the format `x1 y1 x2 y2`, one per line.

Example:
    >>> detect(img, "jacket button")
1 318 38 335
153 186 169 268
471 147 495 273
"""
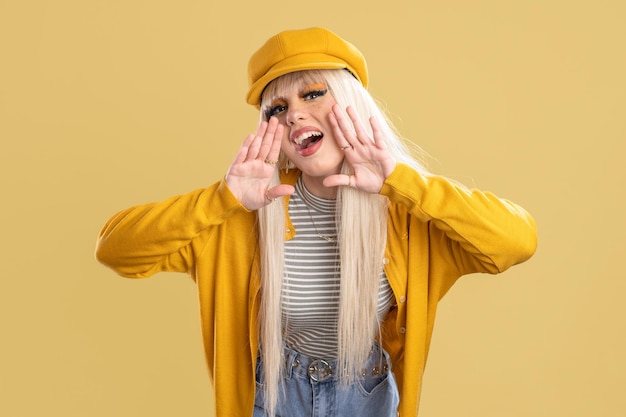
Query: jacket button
400 296 406 303
382 257 389 265
399 327 406 334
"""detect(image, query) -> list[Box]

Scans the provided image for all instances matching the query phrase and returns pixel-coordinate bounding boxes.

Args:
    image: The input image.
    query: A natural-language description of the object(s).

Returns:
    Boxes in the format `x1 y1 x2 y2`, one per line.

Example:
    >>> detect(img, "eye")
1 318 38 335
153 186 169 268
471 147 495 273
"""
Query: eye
265 104 287 119
303 89 328 101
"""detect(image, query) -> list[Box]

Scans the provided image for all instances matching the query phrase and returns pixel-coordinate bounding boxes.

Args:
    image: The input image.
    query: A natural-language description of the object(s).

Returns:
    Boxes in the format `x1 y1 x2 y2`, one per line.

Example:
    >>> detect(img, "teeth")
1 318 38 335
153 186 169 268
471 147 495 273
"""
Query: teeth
293 131 322 145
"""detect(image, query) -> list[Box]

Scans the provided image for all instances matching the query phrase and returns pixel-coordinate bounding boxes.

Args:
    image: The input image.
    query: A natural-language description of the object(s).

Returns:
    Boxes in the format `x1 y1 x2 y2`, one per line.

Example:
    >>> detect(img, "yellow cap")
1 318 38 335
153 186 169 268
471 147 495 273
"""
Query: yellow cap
246 27 368 106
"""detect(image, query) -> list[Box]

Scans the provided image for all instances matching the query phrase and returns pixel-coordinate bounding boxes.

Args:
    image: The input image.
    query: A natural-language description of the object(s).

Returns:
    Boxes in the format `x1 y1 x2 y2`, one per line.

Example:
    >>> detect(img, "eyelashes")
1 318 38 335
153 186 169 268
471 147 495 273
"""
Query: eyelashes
303 89 328 101
265 103 287 119
264 88 329 120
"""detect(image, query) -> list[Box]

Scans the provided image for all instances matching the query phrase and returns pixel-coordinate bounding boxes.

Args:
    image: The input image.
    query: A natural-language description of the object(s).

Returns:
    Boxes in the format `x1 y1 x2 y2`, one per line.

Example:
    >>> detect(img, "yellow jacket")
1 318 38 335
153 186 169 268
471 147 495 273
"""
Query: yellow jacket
96 163 537 416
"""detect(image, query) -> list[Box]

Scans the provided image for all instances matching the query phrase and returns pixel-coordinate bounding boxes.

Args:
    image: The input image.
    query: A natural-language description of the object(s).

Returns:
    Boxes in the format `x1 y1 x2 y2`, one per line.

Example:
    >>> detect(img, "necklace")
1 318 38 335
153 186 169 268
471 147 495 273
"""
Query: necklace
307 208 338 243
297 180 338 243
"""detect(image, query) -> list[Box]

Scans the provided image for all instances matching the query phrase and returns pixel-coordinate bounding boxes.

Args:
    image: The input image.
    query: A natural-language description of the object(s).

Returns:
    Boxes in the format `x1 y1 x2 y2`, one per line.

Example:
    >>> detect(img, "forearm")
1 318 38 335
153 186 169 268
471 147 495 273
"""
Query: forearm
382 164 537 274
95 179 248 277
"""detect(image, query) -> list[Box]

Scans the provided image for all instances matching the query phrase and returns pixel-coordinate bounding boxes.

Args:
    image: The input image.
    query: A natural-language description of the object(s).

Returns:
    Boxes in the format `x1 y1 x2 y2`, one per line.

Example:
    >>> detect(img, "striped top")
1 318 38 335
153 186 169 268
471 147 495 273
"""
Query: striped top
282 178 395 359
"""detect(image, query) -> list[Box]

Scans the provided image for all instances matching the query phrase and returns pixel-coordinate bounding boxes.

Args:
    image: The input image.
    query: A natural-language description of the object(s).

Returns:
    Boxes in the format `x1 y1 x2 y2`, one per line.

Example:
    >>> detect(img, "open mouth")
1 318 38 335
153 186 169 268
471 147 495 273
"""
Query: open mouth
292 131 323 150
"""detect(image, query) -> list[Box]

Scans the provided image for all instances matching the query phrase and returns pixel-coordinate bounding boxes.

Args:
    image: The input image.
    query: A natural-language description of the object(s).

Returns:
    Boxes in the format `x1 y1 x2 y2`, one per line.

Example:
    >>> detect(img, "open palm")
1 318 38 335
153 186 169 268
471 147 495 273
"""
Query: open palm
225 117 294 210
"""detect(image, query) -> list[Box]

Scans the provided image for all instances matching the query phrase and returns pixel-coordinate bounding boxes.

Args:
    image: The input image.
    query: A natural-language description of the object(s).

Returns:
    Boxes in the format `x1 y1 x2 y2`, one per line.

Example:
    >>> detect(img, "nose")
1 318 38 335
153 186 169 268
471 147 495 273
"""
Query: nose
285 102 306 126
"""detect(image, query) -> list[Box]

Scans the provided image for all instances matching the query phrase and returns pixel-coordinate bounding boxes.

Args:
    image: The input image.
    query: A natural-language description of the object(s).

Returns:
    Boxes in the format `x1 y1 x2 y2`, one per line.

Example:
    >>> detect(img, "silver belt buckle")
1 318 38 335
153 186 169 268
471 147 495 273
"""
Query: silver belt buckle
307 359 333 382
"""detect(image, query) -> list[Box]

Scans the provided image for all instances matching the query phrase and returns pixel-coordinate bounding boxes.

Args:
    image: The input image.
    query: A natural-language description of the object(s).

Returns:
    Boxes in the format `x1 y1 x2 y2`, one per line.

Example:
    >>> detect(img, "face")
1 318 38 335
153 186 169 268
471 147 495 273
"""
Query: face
263 79 345 184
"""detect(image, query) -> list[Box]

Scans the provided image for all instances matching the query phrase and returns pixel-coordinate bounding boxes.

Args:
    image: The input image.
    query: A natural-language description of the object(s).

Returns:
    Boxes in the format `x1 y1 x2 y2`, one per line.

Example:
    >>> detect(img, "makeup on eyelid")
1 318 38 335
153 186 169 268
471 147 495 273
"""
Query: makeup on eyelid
266 83 329 116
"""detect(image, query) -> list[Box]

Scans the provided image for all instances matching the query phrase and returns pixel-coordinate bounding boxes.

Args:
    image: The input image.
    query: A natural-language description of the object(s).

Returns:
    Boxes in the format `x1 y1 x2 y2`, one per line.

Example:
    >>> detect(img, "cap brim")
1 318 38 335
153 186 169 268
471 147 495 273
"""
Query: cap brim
246 53 357 107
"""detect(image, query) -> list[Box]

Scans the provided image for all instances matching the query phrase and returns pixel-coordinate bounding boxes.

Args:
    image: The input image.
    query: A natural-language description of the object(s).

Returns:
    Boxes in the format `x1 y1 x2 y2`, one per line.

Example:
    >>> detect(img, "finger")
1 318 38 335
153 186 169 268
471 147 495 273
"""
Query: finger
330 104 356 146
264 184 295 203
322 174 353 188
266 123 283 165
346 106 371 146
328 108 344 143
259 117 283 162
257 117 279 158
245 120 269 161
369 115 387 150
232 131 259 166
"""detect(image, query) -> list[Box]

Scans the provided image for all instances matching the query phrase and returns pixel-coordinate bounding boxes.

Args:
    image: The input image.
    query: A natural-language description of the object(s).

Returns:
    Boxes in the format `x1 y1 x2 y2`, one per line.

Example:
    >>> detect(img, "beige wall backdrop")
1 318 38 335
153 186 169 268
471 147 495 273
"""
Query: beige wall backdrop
1 1 624 416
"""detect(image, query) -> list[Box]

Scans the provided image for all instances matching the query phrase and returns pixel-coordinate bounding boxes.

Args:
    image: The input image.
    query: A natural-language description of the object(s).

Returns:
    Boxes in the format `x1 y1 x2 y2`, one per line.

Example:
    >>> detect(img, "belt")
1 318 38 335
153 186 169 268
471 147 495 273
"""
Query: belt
288 356 389 383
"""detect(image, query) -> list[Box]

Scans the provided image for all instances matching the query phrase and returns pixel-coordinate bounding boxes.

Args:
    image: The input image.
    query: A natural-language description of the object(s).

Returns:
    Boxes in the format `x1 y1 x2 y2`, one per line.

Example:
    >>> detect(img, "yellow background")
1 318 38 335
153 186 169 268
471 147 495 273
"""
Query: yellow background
1 1 624 416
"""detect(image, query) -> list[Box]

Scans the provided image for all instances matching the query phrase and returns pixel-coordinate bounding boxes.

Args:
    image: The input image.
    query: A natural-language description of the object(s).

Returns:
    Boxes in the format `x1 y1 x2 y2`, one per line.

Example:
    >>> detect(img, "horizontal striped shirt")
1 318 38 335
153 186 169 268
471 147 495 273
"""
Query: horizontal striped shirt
282 178 395 359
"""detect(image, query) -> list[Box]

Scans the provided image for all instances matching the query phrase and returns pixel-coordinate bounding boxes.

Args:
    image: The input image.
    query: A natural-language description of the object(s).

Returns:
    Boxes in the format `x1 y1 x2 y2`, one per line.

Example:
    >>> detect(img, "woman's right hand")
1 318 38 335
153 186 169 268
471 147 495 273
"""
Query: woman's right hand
225 117 294 210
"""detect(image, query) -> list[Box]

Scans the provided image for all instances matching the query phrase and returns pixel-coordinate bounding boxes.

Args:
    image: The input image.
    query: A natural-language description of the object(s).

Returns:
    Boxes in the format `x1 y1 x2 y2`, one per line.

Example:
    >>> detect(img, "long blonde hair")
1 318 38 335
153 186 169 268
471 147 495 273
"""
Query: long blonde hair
256 69 428 415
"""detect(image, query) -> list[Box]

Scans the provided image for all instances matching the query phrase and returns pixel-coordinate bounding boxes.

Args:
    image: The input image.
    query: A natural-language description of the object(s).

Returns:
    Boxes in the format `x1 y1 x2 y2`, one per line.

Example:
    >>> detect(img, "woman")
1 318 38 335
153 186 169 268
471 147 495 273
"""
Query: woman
96 27 537 417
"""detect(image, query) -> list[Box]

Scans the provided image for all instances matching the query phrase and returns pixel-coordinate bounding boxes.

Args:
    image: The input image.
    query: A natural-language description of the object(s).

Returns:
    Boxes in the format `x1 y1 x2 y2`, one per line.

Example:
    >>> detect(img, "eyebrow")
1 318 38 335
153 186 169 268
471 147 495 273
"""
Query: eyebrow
301 82 328 92
268 97 287 107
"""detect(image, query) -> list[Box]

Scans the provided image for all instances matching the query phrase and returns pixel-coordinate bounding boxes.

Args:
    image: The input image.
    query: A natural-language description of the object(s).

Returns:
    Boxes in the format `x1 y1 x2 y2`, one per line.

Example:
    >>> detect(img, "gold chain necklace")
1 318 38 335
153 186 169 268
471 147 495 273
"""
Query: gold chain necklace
298 182 338 244
309 208 338 243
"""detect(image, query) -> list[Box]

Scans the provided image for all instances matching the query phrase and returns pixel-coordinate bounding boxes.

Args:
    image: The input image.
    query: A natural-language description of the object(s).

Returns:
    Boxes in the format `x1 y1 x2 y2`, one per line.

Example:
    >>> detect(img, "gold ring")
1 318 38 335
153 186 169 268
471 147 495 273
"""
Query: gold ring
340 145 351 151
265 189 275 202
264 158 278 165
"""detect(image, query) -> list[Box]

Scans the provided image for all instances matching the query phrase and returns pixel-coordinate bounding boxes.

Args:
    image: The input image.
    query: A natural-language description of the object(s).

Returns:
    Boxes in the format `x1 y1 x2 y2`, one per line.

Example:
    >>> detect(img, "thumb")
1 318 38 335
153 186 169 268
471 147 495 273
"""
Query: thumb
267 184 295 200
323 174 352 188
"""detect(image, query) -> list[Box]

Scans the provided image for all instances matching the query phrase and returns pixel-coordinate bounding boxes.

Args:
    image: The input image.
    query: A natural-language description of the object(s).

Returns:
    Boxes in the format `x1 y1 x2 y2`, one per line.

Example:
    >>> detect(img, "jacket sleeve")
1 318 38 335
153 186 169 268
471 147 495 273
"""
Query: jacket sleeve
381 163 537 275
95 178 249 278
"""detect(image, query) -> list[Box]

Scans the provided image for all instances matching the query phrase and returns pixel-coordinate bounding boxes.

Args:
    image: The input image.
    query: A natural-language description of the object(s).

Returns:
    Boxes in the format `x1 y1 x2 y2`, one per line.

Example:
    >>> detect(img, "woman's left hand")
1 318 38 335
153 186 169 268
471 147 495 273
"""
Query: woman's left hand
323 104 397 193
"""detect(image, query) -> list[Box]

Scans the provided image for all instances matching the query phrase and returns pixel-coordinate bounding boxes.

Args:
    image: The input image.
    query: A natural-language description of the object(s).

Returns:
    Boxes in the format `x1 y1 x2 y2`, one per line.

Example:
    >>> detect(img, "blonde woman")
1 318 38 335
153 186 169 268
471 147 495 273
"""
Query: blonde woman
96 27 537 417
